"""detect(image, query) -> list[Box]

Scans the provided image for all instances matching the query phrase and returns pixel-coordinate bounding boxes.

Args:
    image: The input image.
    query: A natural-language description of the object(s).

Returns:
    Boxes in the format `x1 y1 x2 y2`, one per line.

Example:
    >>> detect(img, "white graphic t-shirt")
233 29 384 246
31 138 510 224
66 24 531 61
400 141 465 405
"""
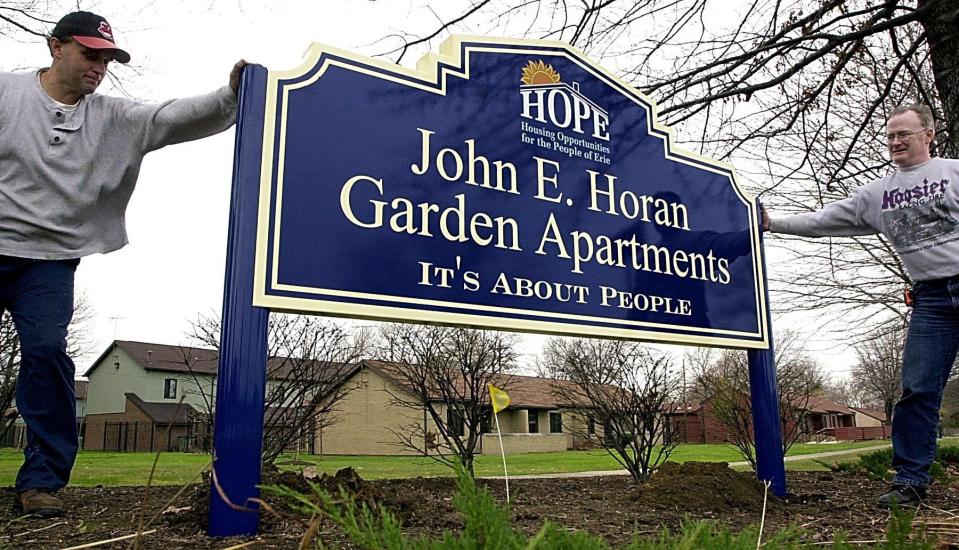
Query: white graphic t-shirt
771 158 959 281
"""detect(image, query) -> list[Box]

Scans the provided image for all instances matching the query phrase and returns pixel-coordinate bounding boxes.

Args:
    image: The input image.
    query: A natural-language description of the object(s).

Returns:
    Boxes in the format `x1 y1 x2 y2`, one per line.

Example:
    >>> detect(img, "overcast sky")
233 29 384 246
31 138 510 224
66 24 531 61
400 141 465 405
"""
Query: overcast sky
5 0 857 375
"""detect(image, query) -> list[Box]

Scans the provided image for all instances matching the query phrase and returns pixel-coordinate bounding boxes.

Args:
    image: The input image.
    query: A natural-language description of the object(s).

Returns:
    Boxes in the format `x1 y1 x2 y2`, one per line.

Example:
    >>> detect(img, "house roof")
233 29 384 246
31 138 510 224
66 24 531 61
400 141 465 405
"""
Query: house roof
805 397 856 416
85 340 219 377
501 372 586 409
125 393 198 424
75 380 88 400
363 359 584 409
85 340 360 382
851 407 888 422
665 396 858 416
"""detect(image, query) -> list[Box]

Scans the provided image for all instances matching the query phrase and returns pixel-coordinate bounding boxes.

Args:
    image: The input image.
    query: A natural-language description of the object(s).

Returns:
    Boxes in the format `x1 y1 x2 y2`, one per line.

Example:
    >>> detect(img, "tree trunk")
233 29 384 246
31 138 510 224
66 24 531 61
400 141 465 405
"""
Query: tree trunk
920 0 959 157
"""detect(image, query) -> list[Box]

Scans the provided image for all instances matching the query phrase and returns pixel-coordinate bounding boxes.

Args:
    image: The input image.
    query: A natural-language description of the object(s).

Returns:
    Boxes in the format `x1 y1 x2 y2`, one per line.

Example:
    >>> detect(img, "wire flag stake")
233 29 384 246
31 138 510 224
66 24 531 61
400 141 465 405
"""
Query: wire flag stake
488 383 511 504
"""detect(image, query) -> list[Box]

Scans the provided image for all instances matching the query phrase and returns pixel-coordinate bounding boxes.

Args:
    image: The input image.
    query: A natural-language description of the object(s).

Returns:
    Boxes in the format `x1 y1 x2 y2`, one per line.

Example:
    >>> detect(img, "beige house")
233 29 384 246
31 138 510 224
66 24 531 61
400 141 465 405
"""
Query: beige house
82 341 595 455
317 360 591 455
851 407 889 428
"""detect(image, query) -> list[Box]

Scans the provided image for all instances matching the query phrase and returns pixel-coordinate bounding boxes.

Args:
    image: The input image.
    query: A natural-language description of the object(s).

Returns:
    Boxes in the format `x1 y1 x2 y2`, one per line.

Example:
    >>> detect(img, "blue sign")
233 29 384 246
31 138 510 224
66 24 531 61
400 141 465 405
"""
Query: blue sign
251 37 769 349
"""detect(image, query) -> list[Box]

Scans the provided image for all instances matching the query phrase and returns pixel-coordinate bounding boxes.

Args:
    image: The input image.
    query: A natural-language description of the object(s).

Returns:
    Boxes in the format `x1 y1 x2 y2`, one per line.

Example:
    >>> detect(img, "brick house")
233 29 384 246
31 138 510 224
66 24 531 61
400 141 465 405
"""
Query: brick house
666 399 740 444
91 393 208 452
667 395 878 443
841 407 893 440
803 396 856 434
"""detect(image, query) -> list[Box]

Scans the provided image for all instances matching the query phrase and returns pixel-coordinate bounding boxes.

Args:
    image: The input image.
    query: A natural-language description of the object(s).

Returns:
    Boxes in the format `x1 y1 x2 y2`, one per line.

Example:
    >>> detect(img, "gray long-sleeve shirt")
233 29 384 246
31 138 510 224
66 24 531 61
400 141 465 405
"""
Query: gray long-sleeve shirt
0 70 237 259
770 158 959 281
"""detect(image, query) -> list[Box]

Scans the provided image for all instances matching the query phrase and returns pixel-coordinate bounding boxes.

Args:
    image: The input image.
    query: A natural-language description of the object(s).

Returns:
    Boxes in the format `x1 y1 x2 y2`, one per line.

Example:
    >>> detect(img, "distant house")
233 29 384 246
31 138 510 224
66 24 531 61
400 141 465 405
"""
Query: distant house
75 379 88 448
851 407 888 428
666 399 736 444
316 360 591 455
82 340 355 452
2 379 88 449
802 397 856 434
82 342 692 455
83 341 218 451
667 395 886 443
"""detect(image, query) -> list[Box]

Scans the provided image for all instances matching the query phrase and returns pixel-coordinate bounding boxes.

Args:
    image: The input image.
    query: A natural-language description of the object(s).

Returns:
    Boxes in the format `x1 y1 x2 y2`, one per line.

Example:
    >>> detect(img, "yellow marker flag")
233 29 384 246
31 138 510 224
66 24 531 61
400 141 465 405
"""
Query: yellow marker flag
488 383 510 414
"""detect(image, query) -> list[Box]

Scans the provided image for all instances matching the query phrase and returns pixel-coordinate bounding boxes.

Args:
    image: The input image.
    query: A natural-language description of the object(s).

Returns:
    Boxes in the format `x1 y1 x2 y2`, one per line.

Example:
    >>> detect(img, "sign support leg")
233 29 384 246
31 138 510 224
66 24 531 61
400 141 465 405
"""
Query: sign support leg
748 346 786 497
208 65 270 537
748 203 786 498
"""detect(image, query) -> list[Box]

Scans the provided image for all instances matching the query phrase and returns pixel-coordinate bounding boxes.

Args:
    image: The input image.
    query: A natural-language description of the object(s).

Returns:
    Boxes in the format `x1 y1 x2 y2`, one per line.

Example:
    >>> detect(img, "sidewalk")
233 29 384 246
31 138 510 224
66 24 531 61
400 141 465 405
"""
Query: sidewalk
484 442 892 480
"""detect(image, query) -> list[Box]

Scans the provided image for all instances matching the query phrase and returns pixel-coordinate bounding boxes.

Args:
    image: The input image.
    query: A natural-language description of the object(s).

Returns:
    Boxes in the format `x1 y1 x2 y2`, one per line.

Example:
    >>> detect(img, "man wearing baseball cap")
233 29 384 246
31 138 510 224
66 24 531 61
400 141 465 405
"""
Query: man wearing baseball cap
50 11 131 64
0 11 246 517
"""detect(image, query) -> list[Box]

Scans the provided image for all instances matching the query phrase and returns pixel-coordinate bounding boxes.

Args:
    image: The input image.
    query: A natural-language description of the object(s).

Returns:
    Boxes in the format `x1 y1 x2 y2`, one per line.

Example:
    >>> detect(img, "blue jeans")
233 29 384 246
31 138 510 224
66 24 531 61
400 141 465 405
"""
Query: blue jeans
892 276 959 488
0 256 79 493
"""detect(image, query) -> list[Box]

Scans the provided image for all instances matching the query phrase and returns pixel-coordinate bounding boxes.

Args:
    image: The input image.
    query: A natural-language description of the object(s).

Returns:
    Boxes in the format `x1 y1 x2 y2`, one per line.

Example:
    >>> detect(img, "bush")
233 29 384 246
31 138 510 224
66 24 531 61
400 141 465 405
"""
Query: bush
836 444 959 484
853 447 895 481
936 444 959 465
862 447 895 480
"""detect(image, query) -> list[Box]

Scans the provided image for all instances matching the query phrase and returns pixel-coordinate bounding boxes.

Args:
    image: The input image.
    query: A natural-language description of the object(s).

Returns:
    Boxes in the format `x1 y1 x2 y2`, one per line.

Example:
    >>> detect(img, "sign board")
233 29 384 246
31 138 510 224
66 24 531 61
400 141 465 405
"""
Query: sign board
251 36 769 348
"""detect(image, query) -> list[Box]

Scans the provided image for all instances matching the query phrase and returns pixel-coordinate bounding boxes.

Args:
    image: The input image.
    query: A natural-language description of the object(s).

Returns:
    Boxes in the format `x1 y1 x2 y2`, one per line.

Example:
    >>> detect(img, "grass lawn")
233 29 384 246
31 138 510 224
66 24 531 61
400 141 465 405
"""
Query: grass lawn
0 438 909 486
0 448 212 487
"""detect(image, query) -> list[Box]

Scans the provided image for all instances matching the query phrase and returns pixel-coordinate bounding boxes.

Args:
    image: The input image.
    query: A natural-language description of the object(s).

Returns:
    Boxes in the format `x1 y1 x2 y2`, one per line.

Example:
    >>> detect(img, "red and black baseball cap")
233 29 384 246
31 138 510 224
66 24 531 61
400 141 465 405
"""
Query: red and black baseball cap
51 11 130 64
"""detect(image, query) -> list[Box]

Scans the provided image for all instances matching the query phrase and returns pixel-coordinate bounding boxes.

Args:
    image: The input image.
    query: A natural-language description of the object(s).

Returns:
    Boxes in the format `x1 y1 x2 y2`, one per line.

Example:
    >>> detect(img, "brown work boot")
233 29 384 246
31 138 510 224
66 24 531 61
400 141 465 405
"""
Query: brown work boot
16 489 64 518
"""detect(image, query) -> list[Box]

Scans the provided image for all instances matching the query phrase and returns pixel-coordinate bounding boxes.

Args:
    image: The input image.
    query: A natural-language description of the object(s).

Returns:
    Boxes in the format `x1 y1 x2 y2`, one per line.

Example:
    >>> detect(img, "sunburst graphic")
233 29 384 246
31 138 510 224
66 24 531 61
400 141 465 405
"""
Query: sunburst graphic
521 60 561 85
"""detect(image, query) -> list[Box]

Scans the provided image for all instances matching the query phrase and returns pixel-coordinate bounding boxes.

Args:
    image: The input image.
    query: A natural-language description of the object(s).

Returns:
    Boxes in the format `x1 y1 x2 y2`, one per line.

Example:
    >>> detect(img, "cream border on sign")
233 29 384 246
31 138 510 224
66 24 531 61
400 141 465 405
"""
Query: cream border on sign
252 36 770 349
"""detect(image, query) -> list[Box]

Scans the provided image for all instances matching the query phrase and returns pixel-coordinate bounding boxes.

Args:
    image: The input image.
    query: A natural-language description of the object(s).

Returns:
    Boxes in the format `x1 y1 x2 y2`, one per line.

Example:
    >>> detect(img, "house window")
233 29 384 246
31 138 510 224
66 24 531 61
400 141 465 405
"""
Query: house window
549 412 563 433
447 407 465 437
164 378 177 399
587 415 596 435
528 410 539 433
481 409 493 433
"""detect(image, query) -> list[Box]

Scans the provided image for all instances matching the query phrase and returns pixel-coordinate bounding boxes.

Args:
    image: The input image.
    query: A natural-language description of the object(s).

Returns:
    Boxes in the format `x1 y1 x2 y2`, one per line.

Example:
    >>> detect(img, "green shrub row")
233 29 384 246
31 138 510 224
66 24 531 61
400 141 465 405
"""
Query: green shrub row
834 444 959 483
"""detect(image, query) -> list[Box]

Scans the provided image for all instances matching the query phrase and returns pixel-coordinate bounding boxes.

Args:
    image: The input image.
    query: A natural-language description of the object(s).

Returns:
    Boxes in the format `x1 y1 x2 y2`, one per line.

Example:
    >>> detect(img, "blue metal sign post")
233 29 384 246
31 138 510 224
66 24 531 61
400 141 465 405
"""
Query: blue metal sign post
747 207 786 497
210 38 786 536
208 65 270 537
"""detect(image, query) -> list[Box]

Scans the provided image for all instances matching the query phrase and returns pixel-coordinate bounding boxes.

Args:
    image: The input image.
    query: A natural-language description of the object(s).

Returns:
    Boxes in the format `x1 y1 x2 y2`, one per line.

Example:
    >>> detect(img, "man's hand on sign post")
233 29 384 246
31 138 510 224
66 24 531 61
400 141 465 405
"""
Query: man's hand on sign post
230 60 248 96
760 203 771 232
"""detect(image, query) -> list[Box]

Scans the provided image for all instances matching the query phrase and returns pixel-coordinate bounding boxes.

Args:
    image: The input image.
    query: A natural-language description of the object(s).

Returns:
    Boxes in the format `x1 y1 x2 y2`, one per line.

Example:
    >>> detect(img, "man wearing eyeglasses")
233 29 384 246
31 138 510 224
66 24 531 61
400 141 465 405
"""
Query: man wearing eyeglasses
763 104 958 507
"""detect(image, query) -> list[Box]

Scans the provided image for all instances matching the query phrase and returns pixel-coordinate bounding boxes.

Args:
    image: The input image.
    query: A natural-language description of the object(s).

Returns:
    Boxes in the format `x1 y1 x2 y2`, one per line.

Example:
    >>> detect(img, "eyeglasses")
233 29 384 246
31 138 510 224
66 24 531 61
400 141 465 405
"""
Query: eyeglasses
885 129 928 142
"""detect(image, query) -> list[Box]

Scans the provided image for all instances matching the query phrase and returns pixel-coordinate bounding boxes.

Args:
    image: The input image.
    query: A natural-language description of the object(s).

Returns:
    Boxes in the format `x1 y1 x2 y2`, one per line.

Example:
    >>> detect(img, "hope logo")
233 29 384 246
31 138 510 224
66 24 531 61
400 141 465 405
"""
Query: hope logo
519 60 610 142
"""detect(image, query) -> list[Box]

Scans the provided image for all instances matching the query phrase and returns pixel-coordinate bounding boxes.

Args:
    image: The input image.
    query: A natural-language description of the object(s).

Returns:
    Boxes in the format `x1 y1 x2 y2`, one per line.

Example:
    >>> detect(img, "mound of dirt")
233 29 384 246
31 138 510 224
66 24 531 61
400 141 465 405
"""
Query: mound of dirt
625 461 774 512
273 466 384 512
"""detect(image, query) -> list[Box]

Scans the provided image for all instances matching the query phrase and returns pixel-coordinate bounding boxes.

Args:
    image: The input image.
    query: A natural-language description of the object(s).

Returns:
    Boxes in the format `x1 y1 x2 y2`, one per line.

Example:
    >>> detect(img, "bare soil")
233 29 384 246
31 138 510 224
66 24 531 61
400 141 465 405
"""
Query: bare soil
2 463 959 549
